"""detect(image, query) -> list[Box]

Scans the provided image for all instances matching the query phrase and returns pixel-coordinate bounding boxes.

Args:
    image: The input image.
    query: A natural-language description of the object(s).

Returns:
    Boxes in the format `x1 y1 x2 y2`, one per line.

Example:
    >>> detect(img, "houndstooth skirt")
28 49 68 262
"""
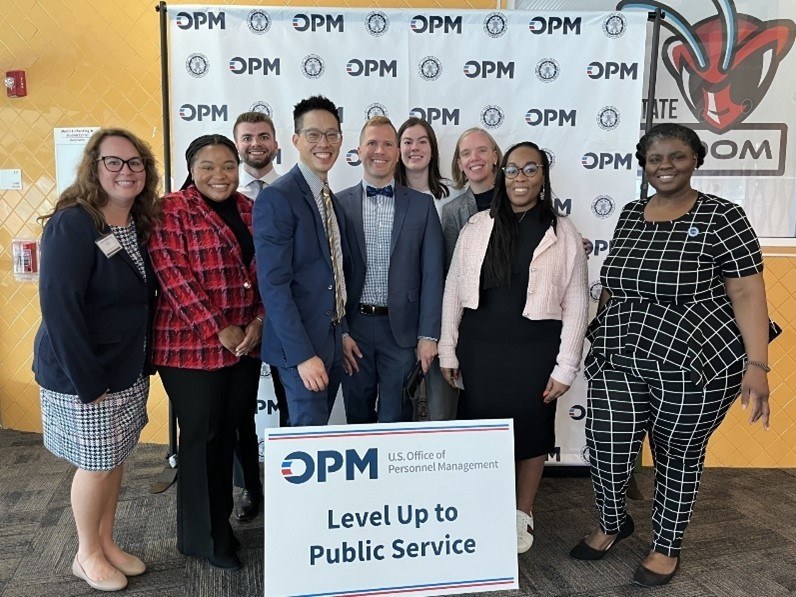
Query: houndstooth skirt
40 375 149 471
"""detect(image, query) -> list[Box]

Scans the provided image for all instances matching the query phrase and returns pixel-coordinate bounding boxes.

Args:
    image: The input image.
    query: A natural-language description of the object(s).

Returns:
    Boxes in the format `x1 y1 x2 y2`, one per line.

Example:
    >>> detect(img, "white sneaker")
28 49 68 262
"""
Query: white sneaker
516 510 534 553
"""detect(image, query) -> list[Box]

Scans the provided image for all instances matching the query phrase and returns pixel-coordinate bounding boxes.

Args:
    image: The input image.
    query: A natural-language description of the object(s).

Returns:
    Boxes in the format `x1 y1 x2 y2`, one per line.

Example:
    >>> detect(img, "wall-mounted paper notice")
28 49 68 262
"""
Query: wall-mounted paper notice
54 127 99 195
0 169 22 190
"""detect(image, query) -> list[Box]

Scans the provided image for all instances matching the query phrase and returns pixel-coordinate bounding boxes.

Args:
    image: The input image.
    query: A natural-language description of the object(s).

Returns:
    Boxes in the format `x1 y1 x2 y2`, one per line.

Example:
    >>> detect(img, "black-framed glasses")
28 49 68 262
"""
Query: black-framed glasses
97 156 146 173
298 129 342 144
502 163 540 179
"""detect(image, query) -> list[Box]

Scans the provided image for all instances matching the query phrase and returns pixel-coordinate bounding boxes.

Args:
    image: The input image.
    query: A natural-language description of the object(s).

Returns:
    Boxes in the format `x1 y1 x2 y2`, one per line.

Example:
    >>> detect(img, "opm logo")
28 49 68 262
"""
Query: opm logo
463 60 514 79
409 107 460 125
526 108 576 127
176 11 225 30
586 61 638 79
179 104 227 122
281 449 378 484
347 59 397 77
617 0 796 132
529 16 581 35
411 15 462 34
582 152 633 170
229 57 280 76
293 13 344 32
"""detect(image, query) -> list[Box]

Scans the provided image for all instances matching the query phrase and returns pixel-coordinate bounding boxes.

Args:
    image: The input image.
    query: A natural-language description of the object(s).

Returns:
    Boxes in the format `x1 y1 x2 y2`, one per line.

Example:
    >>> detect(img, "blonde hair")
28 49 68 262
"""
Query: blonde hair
450 127 503 190
359 115 398 144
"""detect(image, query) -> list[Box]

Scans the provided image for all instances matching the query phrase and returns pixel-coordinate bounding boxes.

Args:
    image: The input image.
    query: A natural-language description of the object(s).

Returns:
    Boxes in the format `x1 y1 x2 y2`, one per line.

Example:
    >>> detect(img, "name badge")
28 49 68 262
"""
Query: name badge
95 233 123 258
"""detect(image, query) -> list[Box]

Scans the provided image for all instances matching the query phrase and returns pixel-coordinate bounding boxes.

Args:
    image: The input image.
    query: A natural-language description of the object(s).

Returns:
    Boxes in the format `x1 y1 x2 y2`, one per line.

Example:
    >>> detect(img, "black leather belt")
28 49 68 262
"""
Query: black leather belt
358 303 388 316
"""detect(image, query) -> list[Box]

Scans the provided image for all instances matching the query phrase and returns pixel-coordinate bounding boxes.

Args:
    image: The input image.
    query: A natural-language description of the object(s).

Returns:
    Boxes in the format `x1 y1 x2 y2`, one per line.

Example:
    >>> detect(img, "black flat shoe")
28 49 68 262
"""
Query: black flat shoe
569 515 635 560
633 558 680 587
234 489 261 522
206 552 242 570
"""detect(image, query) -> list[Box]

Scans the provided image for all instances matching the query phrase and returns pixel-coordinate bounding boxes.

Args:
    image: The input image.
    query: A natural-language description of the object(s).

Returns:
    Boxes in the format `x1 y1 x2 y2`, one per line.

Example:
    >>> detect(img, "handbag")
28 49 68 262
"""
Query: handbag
403 360 425 404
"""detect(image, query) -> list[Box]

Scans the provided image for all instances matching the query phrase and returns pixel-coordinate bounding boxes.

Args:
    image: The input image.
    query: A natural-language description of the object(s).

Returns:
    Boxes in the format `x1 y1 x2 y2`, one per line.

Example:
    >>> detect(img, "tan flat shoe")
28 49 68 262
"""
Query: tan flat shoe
72 555 128 592
110 554 146 577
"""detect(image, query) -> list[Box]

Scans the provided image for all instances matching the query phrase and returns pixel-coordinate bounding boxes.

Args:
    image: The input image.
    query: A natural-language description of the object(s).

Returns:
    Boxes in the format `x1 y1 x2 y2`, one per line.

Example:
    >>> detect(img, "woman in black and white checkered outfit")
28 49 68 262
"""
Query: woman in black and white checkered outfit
570 123 779 587
33 129 160 592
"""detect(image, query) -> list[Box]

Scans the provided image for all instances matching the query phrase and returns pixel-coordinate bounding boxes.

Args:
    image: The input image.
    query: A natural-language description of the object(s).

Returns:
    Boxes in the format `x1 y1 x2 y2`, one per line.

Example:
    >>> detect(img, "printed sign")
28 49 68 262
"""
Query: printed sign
263 420 517 597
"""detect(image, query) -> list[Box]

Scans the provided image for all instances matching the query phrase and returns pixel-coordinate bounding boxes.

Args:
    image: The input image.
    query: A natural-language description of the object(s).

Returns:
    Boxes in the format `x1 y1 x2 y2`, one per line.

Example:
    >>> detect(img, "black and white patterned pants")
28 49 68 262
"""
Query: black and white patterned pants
585 353 744 557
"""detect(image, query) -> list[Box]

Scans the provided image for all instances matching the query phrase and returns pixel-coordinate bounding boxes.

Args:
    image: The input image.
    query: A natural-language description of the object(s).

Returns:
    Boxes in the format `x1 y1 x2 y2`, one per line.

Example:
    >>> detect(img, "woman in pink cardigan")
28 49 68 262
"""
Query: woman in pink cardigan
439 141 589 554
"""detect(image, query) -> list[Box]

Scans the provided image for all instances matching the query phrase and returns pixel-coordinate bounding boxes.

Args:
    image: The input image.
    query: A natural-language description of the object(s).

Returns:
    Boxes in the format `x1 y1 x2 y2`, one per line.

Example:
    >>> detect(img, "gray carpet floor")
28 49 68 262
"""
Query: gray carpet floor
1 428 794 596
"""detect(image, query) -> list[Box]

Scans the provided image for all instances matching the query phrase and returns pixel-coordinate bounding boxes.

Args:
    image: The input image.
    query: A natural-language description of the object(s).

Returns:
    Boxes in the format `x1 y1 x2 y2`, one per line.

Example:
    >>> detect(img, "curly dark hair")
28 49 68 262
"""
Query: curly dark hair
485 141 558 288
39 128 160 241
636 123 706 168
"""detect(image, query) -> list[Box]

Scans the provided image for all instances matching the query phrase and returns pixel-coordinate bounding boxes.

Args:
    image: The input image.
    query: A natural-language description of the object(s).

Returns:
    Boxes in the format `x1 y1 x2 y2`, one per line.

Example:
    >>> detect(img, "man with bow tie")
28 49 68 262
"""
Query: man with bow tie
336 116 444 423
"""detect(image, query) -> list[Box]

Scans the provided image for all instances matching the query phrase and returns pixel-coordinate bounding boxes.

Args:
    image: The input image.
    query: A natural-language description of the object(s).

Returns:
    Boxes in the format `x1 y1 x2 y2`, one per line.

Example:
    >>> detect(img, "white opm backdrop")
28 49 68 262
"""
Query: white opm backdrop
167 6 648 465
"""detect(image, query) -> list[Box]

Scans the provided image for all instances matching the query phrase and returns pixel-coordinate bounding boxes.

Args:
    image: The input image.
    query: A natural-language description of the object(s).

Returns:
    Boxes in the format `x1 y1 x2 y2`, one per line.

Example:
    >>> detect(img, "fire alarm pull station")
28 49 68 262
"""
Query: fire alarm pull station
5 71 27 97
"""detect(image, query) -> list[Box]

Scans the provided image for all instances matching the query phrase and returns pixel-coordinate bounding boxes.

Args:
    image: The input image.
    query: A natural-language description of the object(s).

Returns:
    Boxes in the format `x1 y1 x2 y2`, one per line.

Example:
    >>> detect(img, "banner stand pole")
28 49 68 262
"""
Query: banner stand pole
627 8 664 502
149 0 178 495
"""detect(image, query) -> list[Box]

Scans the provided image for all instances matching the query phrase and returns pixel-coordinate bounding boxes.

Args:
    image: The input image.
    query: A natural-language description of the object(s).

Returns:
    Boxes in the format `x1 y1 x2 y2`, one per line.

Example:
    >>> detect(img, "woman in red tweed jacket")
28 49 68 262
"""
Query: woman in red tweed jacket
149 134 263 571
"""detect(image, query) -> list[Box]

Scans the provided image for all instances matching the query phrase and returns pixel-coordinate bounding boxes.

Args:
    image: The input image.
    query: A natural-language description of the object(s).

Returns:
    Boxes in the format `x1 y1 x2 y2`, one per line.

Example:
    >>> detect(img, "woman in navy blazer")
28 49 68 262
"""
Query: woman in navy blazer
33 128 160 591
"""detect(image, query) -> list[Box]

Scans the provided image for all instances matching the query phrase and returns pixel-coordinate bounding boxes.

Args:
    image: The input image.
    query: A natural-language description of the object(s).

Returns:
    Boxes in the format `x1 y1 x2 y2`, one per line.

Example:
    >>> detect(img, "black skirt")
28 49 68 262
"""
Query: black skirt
456 208 561 459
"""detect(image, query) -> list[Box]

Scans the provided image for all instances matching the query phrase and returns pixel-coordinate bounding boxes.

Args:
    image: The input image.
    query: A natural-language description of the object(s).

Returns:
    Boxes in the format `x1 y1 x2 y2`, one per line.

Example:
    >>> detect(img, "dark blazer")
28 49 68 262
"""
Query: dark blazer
337 183 444 348
254 165 349 367
33 206 157 403
440 188 477 270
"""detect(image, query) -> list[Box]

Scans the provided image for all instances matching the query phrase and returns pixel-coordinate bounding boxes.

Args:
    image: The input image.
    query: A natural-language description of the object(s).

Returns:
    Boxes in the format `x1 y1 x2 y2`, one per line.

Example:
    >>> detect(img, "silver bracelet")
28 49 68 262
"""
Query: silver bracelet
747 360 771 373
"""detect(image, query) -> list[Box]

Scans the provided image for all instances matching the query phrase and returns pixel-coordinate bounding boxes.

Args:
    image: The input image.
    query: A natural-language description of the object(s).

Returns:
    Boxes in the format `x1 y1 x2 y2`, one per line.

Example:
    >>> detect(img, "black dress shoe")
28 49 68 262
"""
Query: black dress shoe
206 552 242 570
234 489 261 522
570 515 635 560
633 558 680 587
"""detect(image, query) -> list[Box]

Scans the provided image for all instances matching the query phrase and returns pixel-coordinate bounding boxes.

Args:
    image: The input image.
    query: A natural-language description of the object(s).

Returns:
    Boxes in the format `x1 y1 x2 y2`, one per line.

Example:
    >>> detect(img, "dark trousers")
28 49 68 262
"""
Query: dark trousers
585 353 744 557
276 323 343 426
342 312 416 424
233 365 288 492
160 358 260 559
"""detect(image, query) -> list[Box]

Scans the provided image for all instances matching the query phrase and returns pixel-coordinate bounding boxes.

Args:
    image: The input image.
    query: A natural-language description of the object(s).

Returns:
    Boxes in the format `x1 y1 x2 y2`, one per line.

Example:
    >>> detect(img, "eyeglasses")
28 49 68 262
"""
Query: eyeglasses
298 129 342 144
502 163 540 179
97 156 146 173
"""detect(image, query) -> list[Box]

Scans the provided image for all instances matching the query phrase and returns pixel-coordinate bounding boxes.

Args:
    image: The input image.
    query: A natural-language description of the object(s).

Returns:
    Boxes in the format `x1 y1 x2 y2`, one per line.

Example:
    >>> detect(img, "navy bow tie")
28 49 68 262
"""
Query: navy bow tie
366 185 393 197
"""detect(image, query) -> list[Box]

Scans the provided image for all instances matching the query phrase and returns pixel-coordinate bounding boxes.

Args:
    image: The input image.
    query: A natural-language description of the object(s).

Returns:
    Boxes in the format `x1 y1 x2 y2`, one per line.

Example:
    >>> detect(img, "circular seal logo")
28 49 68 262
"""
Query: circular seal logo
301 54 325 79
542 147 556 169
589 281 602 302
250 101 273 117
597 106 620 131
480 105 504 130
346 149 362 166
247 9 271 34
581 446 590 464
603 12 627 39
365 11 389 36
185 53 209 78
591 195 615 219
535 58 560 83
365 103 388 119
418 56 442 81
483 12 508 38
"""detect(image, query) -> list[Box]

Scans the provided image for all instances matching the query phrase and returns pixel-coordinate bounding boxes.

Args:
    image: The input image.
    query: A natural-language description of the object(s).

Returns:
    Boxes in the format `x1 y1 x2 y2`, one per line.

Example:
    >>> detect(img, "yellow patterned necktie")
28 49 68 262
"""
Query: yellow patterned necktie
321 183 346 321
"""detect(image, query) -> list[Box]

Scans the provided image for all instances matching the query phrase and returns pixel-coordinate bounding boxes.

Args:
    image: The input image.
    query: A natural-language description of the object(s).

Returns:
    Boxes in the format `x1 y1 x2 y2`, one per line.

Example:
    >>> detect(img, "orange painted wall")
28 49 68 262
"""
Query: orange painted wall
1 0 793 465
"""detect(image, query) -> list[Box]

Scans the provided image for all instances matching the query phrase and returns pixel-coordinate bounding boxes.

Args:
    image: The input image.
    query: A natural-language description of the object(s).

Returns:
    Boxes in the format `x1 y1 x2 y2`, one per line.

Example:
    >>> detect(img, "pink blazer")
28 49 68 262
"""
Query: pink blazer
438 210 589 386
